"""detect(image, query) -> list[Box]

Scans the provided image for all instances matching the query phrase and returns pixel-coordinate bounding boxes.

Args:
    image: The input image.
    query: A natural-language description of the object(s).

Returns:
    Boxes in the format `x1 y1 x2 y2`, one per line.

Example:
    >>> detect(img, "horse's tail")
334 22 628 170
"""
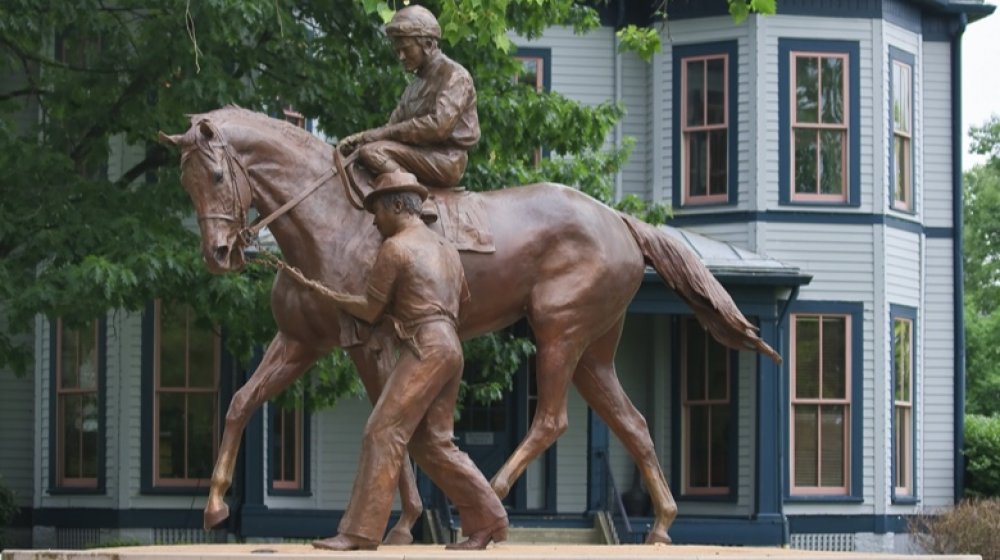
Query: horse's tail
620 212 782 364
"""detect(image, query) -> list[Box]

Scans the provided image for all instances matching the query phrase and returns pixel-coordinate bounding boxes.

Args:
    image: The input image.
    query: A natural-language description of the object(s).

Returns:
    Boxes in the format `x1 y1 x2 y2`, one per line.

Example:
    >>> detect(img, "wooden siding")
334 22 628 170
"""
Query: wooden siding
556 387 589 512
884 228 921 308
757 16 876 212
0 315 36 507
315 397 369 509
609 315 654 494
920 42 953 228
657 17 753 210
621 49 652 199
517 26 614 108
920 238 955 507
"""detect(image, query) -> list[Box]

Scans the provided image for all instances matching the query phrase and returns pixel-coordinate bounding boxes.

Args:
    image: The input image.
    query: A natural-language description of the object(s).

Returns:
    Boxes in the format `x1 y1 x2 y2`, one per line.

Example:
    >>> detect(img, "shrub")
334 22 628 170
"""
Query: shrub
910 498 1000 560
965 414 1000 497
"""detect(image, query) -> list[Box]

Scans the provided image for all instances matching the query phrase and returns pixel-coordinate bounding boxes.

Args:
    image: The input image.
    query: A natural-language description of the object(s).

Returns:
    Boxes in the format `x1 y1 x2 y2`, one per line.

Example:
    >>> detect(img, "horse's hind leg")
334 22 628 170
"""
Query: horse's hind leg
573 315 676 544
347 345 422 545
489 331 582 499
205 332 323 530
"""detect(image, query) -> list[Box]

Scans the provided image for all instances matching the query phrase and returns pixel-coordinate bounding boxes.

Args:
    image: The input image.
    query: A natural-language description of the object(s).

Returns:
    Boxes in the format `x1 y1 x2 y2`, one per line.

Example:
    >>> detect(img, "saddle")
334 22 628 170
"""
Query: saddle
342 154 495 254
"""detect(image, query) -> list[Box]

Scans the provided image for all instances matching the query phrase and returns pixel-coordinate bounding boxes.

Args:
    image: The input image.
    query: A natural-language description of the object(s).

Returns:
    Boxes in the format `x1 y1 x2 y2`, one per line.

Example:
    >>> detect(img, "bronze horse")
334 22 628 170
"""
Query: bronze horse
159 106 779 545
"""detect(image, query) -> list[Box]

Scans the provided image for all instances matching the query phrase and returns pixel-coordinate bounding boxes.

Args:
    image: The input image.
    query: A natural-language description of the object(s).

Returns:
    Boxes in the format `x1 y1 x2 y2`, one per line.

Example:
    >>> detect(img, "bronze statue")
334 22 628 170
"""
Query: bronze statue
338 6 479 219
159 105 779 545
308 170 507 551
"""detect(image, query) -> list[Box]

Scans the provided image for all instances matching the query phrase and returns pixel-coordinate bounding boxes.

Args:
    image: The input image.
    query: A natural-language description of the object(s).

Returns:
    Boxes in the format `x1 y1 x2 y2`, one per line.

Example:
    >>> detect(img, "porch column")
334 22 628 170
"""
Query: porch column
754 314 787 544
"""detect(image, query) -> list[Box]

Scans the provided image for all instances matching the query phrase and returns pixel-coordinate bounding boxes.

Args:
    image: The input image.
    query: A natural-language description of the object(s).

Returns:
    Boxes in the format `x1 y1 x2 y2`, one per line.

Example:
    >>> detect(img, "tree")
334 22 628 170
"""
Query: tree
964 115 1000 415
0 0 766 407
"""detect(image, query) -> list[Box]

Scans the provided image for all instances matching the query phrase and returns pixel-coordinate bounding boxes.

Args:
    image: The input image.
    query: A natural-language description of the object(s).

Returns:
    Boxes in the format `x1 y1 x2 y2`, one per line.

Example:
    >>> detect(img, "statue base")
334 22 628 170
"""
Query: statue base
0 543 980 560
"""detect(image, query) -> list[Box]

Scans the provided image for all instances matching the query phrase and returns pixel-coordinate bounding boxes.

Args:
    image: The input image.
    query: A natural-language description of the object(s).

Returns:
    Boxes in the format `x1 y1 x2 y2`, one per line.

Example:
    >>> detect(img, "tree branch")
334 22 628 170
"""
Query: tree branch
0 86 48 101
114 145 170 189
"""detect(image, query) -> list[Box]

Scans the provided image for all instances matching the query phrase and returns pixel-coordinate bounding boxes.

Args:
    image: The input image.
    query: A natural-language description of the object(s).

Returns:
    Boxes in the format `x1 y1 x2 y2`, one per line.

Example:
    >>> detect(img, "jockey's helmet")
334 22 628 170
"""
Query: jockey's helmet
386 5 441 40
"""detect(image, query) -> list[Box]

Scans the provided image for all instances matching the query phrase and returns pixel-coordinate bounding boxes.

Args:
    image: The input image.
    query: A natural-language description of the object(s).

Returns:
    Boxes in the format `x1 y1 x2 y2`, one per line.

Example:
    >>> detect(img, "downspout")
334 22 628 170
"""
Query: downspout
950 12 967 504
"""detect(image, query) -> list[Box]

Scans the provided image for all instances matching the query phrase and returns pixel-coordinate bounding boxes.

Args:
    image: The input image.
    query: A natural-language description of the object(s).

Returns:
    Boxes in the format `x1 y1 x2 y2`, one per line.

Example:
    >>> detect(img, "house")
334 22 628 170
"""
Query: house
0 0 993 554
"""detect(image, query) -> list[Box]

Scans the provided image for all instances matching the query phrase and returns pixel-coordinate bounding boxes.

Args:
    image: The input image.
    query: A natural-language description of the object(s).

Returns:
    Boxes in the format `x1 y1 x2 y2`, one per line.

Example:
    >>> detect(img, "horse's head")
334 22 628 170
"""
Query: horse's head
159 120 251 273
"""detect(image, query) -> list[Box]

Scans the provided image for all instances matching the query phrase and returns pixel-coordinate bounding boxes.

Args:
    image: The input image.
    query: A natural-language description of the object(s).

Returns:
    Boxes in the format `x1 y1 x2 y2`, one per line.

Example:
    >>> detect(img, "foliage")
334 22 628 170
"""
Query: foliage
617 0 777 61
0 476 16 550
964 116 1000 415
964 414 1000 497
909 498 1000 560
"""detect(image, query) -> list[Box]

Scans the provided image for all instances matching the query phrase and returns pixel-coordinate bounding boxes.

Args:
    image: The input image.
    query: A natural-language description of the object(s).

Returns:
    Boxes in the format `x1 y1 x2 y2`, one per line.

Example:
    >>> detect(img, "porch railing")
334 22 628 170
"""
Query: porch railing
600 453 649 544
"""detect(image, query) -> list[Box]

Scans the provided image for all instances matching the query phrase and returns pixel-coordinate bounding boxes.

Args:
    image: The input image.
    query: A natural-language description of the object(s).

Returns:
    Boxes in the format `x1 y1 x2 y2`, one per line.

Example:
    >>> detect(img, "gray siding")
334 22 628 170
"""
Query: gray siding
518 26 614 108
315 397 369 509
0 317 35 507
884 228 921 308
920 238 955 507
621 50 652 199
609 315 654 494
920 42 953 228
556 387 588 512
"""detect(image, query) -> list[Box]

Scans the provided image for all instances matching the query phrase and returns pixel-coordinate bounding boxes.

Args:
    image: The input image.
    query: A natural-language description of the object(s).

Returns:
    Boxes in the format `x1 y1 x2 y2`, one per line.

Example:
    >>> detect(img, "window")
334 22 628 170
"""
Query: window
514 48 550 166
891 306 916 500
673 41 738 208
890 47 915 212
51 319 103 491
680 318 732 495
268 400 309 494
779 39 860 206
151 300 220 487
791 313 851 495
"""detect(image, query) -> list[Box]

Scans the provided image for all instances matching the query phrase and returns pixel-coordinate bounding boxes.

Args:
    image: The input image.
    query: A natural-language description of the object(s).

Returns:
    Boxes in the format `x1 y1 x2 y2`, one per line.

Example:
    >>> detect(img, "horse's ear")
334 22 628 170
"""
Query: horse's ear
158 131 184 147
198 121 215 140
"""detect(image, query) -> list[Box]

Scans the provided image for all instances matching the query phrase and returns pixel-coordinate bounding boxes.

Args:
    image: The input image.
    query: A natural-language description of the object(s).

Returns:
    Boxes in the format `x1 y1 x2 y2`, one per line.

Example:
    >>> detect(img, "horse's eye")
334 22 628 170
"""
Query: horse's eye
212 170 224 184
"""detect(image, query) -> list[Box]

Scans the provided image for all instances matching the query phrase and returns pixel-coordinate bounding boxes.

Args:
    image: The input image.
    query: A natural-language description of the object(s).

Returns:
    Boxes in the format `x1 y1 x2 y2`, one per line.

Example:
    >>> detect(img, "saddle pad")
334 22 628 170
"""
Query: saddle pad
429 189 496 254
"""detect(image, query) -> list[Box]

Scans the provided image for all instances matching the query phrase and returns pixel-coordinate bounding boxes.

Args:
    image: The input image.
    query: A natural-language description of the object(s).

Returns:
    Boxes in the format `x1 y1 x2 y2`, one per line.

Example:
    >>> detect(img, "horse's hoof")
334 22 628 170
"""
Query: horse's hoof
203 502 230 530
383 527 414 545
645 531 672 545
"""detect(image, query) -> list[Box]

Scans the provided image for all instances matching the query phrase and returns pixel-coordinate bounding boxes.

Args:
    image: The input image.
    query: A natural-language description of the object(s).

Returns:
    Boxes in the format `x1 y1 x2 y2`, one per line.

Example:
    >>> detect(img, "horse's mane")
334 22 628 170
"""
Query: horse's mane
187 104 331 161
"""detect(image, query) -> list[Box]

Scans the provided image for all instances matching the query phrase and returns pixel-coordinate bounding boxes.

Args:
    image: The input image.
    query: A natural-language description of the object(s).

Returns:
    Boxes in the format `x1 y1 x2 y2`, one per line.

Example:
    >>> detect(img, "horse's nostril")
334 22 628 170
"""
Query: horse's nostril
214 245 229 263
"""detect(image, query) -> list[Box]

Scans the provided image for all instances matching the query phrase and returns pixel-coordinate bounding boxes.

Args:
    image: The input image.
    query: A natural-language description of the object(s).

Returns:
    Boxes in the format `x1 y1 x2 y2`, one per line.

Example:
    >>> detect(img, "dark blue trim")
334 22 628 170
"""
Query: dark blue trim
788 514 910 535
267 399 312 497
665 209 940 236
671 41 739 210
951 15 967 503
777 0 880 18
782 301 865 501
586 408 610 511
241 351 264 517
778 39 861 208
625 515 785 546
47 318 107 495
885 0 924 34
670 316 740 502
755 312 785 533
888 46 917 215
890 305 919 504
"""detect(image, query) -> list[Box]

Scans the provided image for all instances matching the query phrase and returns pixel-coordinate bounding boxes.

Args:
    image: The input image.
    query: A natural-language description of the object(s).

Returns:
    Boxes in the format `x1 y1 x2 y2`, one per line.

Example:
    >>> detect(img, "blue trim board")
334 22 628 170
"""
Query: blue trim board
788 514 910 534
781 301 865 502
671 41 739 210
47 318 107 495
951 16 967 502
778 39 862 208
888 46 917 215
890 304 920 505
667 209 947 237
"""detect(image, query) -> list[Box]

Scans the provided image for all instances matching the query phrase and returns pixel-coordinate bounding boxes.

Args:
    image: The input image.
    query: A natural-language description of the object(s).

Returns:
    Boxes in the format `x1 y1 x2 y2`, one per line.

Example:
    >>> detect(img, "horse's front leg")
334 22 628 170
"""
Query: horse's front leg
348 342 423 545
204 332 323 530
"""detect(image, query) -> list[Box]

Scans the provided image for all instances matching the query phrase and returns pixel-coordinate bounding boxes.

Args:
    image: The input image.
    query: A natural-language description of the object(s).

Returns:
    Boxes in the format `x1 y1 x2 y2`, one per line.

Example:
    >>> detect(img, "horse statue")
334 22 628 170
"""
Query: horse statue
158 105 779 545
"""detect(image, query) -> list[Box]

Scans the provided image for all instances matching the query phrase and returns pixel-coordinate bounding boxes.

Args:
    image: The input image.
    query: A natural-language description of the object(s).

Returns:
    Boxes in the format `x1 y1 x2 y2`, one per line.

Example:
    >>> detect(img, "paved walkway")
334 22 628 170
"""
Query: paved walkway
0 543 981 560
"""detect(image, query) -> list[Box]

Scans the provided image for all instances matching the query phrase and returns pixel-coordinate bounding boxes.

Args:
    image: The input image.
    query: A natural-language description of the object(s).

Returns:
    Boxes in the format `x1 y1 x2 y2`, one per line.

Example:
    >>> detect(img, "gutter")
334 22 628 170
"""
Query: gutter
950 11 968 503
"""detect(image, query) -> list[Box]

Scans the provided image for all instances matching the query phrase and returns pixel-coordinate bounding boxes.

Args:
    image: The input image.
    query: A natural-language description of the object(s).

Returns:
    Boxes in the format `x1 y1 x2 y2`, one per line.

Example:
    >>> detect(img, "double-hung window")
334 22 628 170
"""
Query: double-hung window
269 399 308 494
779 40 860 206
890 47 915 212
789 308 860 497
673 42 738 208
891 306 916 500
51 319 104 491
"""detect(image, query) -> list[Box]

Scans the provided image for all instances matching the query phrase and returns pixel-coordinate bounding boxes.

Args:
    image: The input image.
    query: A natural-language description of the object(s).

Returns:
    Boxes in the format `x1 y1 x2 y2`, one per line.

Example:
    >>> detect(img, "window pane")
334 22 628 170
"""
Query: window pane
158 393 185 478
709 129 728 196
821 316 847 399
282 409 298 482
893 63 911 134
795 56 818 123
895 406 910 488
81 393 99 478
795 316 820 398
894 136 909 205
60 328 80 389
794 129 818 194
688 406 709 487
517 58 539 89
687 131 708 197
159 305 187 387
820 57 844 124
188 324 216 388
895 319 912 401
819 130 845 195
62 395 82 478
794 405 818 486
188 393 216 479
686 322 706 400
820 405 846 487
706 57 726 125
707 337 728 400
710 405 730 487
686 59 705 127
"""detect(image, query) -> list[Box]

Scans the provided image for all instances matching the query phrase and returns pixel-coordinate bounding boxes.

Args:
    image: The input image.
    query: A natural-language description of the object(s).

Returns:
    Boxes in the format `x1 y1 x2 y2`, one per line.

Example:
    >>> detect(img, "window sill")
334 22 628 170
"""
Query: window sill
267 488 312 498
785 495 864 504
677 493 738 504
780 199 859 208
47 486 105 496
891 496 919 505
